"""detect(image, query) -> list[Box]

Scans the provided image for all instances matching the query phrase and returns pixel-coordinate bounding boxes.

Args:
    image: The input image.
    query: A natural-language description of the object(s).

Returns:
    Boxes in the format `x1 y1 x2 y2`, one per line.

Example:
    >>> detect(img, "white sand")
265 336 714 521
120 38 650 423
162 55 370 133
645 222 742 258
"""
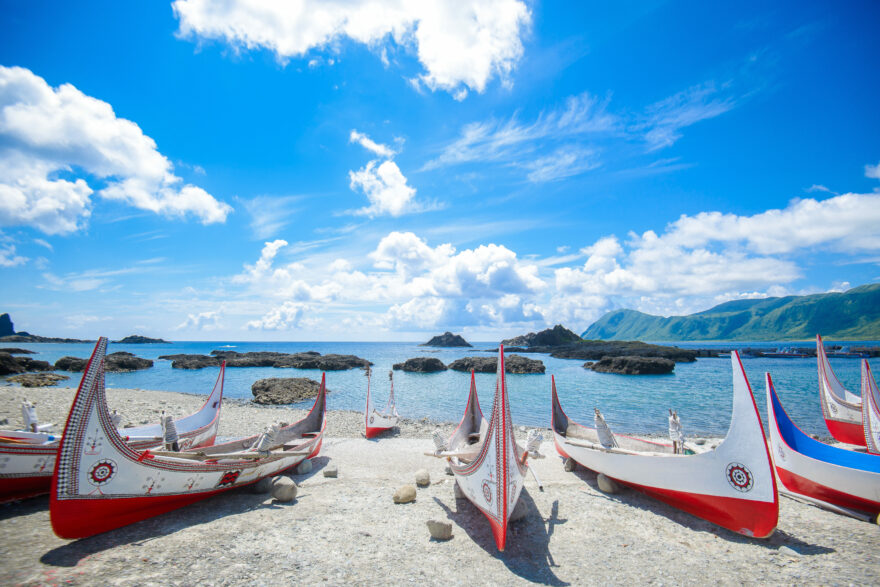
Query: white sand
1 386 878 585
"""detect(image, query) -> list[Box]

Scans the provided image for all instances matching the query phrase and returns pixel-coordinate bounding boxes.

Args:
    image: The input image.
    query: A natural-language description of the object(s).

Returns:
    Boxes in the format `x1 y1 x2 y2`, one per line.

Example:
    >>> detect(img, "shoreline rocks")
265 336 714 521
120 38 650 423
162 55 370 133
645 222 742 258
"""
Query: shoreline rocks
448 355 545 374
587 356 675 375
160 351 371 371
7 373 70 387
393 358 447 372
420 332 472 347
251 377 326 405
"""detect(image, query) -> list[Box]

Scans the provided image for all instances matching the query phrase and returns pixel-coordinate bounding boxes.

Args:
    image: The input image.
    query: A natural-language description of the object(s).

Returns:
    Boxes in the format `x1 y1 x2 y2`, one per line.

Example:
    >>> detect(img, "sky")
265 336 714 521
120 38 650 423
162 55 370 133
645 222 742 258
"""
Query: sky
0 0 879 342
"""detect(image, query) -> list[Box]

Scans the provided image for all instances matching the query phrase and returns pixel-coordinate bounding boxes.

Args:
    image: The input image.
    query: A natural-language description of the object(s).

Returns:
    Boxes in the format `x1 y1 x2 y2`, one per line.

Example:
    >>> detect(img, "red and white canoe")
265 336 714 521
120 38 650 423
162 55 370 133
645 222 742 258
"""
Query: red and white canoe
364 367 399 439
0 359 226 504
817 334 865 446
50 337 326 539
551 351 778 538
767 371 880 518
862 361 880 455
440 346 528 551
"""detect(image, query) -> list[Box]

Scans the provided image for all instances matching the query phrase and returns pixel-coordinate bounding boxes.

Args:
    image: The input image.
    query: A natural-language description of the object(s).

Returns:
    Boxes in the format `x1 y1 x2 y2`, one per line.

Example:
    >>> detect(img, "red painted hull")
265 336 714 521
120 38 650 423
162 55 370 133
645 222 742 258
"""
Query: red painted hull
619 479 778 538
776 467 880 514
0 475 51 504
365 426 391 439
50 486 235 539
489 516 508 552
824 419 867 447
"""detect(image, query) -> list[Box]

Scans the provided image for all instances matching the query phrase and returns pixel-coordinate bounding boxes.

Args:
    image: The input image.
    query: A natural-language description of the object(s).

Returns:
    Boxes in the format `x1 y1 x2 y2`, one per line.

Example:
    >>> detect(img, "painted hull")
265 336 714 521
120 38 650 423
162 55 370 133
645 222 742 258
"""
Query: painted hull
50 339 326 539
861 361 880 455
552 352 778 538
364 371 398 439
767 372 880 517
447 349 526 551
0 363 227 503
817 334 865 447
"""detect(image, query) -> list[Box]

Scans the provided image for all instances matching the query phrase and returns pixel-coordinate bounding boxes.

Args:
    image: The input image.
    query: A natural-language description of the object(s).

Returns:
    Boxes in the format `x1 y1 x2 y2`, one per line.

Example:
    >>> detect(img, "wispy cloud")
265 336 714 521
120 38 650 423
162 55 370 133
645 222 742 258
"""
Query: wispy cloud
350 130 396 158
523 146 601 183
242 195 305 239
637 82 739 151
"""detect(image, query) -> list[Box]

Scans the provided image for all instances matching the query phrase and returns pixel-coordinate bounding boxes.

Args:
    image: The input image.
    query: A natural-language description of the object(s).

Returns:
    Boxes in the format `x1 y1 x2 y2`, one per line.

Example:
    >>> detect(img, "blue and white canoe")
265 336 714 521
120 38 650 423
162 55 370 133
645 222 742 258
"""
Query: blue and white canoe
766 371 880 521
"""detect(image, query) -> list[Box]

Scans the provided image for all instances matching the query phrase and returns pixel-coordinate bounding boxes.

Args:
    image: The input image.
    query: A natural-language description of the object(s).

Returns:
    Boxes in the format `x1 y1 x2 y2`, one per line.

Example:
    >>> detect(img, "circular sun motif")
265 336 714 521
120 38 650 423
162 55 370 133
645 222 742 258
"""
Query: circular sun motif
482 481 492 504
726 462 753 492
88 459 117 486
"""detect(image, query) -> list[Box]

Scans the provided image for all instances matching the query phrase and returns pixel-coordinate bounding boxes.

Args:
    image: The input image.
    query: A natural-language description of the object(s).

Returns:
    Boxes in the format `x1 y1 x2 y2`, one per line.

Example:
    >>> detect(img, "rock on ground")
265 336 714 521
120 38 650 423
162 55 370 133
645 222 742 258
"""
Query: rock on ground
415 469 430 487
323 464 338 478
295 459 313 475
597 473 621 494
426 520 453 540
251 377 324 405
7 373 69 387
393 484 417 504
271 477 298 502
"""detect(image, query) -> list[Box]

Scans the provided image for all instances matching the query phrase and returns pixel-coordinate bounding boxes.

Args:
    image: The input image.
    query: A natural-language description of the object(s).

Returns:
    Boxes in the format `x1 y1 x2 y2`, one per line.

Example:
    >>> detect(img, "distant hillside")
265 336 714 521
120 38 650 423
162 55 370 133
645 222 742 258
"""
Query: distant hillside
582 283 880 341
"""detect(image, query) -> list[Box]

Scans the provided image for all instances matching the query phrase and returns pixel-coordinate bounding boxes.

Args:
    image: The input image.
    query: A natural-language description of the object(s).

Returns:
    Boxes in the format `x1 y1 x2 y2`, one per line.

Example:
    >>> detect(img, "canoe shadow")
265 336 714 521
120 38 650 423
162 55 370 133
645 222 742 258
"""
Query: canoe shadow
0 495 48 520
39 487 300 568
433 489 569 586
567 464 835 555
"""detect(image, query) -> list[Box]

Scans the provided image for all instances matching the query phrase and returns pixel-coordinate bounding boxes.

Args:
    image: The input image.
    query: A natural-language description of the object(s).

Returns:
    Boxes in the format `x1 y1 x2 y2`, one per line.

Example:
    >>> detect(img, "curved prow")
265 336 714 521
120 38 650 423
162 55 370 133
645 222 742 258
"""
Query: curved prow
448 370 484 451
817 334 861 405
861 360 880 455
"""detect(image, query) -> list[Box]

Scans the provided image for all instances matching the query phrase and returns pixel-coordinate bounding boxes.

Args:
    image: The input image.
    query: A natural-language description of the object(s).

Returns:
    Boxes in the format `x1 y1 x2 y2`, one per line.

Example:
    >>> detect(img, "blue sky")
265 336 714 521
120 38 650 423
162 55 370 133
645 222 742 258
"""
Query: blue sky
0 0 878 341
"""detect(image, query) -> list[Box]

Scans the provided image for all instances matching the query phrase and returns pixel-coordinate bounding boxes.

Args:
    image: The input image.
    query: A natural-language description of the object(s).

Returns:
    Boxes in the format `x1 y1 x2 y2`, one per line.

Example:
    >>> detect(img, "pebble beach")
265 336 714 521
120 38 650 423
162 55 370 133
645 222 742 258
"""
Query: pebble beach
1 385 879 586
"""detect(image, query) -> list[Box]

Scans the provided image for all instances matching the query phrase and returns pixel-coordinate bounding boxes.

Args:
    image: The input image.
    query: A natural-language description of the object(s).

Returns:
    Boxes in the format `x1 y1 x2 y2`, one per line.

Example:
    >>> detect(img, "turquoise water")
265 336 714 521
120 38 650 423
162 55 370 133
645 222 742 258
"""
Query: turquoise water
4 340 879 437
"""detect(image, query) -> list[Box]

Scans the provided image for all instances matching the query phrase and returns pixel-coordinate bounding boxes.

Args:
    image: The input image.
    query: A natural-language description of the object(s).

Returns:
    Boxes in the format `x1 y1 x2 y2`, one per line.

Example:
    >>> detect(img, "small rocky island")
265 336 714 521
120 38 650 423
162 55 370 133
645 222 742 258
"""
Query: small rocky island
0 313 92 344
114 335 170 344
159 350 371 371
420 332 472 347
448 355 545 374
251 377 326 404
393 358 448 372
585 356 675 375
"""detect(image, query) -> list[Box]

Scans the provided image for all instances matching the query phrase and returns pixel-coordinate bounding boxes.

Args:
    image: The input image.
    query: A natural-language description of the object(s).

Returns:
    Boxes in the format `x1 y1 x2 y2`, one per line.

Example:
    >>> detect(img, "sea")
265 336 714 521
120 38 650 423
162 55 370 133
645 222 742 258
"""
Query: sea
5 340 880 438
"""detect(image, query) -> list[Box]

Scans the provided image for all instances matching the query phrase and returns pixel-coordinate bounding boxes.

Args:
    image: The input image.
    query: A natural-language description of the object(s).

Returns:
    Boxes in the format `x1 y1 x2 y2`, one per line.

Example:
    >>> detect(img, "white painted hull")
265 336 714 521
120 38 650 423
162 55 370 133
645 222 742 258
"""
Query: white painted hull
817 334 864 446
364 370 398 438
862 361 880 455
552 352 778 538
50 338 325 538
0 362 226 503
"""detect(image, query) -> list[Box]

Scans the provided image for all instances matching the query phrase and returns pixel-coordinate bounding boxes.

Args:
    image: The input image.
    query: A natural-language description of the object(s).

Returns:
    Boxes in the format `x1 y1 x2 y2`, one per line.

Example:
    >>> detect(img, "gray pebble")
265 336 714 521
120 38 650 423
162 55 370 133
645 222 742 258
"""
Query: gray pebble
415 468 430 487
453 482 465 500
323 463 338 478
295 459 313 475
251 477 273 494
563 458 577 472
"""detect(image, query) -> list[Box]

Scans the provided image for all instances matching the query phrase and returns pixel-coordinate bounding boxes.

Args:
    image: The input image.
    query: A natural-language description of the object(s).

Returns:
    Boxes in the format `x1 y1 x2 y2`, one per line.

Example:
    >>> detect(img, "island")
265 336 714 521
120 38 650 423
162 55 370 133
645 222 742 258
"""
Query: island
114 335 171 344
420 332 472 347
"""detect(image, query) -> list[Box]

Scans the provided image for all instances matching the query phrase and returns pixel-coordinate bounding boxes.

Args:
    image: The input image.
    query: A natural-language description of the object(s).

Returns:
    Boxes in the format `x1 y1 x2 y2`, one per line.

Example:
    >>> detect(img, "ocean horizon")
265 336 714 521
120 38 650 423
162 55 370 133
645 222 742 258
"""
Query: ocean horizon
4 339 879 438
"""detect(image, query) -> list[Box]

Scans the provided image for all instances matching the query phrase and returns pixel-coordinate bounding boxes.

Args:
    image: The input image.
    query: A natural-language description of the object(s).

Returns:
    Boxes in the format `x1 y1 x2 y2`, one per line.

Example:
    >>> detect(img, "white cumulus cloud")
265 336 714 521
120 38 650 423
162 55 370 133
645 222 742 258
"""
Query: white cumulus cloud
173 0 531 98
866 161 880 180
177 311 222 331
247 301 310 330
0 66 231 235
349 160 417 217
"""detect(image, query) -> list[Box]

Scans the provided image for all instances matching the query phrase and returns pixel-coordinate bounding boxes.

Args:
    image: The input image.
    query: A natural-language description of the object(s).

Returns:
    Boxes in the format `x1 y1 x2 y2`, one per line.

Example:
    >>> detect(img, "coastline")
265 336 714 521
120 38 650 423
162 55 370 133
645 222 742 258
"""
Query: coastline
1 386 878 584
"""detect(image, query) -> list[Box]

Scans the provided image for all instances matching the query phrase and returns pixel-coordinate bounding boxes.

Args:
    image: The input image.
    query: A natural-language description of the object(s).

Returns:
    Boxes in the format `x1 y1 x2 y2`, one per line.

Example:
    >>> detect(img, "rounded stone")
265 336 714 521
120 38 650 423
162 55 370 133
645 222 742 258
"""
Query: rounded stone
426 519 453 541
295 459 313 475
270 476 298 502
393 484 417 504
323 463 338 478
453 482 465 500
444 464 453 476
563 457 577 472
597 473 621 494
415 469 430 487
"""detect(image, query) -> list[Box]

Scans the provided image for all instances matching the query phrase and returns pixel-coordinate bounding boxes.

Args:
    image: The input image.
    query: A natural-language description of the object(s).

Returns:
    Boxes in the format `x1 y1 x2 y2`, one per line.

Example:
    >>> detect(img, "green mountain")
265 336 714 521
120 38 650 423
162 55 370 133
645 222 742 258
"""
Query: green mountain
582 283 880 341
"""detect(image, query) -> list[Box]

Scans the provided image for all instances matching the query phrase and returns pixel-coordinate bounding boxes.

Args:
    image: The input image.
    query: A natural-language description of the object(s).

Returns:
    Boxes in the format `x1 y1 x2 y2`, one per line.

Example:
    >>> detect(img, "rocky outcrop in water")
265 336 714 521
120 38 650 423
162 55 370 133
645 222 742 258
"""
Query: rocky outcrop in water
392 358 447 372
586 356 675 375
105 352 153 372
0 348 35 354
551 341 696 362
251 377 325 404
160 351 371 371
501 325 582 348
114 335 170 344
448 355 545 374
420 332 472 347
0 353 53 375
54 356 88 371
